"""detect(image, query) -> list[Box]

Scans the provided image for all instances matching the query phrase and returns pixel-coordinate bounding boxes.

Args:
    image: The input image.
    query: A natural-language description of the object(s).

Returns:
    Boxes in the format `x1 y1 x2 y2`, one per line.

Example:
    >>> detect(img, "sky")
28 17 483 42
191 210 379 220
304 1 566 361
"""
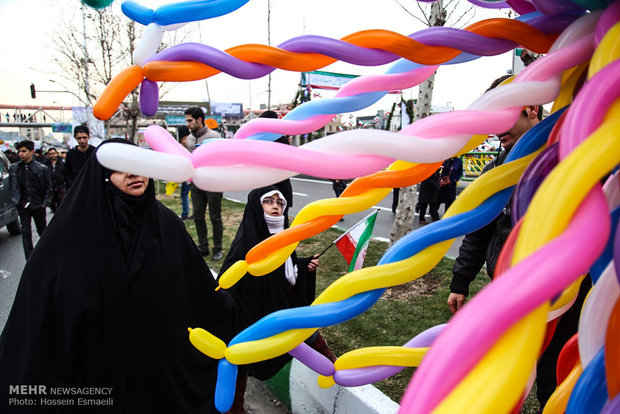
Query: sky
0 0 516 120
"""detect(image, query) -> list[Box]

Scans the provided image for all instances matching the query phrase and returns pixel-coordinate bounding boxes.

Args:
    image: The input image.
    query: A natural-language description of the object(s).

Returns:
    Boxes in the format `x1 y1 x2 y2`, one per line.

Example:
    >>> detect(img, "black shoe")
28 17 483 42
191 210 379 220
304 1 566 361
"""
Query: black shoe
213 251 223 261
199 248 210 257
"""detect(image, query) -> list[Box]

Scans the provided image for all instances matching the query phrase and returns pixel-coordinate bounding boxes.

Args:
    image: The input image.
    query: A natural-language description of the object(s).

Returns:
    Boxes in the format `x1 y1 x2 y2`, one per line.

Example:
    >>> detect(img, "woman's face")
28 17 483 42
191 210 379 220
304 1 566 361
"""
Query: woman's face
262 193 285 217
109 172 149 196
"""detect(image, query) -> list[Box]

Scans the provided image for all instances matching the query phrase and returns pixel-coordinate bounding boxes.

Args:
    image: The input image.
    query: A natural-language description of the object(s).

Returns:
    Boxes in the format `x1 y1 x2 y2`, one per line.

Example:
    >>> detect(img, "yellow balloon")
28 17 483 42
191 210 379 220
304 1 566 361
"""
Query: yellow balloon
334 346 428 370
188 327 227 359
433 306 547 414
542 362 582 414
317 375 336 389
588 21 620 79
218 260 249 290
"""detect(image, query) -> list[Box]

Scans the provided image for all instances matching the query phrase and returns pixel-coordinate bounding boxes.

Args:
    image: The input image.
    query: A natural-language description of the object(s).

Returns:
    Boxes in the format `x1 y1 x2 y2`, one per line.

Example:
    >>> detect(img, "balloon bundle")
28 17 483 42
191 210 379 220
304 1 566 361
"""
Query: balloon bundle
90 0 620 412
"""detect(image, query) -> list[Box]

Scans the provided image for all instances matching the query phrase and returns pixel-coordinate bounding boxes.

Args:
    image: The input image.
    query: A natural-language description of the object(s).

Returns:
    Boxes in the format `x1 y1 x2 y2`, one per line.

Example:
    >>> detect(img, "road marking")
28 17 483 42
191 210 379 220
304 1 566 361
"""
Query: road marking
293 192 308 197
291 177 332 185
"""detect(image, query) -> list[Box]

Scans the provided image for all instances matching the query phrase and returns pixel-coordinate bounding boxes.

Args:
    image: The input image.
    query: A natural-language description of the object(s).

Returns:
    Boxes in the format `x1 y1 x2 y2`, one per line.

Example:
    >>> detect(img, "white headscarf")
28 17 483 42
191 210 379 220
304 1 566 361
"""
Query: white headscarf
261 190 297 285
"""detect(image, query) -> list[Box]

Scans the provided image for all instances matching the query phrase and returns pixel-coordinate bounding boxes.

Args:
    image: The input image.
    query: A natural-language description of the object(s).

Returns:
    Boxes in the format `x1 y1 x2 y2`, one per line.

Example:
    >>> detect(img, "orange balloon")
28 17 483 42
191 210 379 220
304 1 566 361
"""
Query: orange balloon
556 333 579 385
93 65 144 120
605 296 620 398
144 61 219 81
246 162 441 263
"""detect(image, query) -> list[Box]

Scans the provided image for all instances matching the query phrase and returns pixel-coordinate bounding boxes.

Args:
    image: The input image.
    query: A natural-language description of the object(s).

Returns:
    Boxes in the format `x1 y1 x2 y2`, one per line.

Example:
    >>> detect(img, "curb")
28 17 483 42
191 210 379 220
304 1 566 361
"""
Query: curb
265 360 399 414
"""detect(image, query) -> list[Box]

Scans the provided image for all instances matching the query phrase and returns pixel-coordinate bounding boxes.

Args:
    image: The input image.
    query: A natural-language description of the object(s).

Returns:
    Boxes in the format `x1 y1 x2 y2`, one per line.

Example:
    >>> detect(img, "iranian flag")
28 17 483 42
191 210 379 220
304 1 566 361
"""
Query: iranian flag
335 210 378 272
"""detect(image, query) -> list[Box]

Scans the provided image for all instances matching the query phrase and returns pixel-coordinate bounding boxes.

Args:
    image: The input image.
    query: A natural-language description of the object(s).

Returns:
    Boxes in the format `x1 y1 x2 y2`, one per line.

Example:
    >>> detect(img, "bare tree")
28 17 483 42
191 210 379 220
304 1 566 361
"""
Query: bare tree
390 0 474 244
50 5 190 142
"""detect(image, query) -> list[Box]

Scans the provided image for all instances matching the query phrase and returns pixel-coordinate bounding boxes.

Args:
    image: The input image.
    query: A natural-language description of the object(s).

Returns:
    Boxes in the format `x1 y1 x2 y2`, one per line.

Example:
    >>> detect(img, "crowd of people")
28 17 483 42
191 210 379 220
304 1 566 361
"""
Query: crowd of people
0 88 587 413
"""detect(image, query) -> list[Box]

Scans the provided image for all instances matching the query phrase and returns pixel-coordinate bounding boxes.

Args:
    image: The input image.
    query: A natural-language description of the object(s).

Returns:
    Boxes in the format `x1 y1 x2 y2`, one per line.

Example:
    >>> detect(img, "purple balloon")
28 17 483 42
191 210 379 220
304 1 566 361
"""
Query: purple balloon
614 214 620 286
333 324 446 387
601 393 620 414
595 0 620 46
507 0 537 14
530 0 585 15
139 79 159 117
513 142 559 224
289 342 335 377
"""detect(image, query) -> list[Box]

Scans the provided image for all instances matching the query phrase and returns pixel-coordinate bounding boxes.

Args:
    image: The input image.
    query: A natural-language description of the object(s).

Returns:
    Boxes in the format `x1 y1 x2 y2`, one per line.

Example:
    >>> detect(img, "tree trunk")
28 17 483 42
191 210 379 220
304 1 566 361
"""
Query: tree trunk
389 0 443 246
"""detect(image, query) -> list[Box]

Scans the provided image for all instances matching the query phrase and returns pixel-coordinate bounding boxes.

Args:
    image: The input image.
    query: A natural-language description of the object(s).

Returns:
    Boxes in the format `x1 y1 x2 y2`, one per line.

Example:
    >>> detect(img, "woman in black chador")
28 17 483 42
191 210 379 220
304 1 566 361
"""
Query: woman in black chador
219 186 335 414
0 139 243 413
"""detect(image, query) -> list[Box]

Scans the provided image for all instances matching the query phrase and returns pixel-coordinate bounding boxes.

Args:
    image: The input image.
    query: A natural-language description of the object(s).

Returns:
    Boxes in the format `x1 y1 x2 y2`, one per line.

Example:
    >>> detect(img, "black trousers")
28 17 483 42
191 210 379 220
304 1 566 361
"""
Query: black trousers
190 184 223 253
419 202 439 222
17 206 47 259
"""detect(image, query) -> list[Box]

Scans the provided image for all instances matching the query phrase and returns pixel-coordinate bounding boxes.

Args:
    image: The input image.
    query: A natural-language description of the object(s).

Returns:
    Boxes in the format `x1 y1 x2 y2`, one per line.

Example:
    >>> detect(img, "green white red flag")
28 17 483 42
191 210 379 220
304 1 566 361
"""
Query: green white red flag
334 210 378 272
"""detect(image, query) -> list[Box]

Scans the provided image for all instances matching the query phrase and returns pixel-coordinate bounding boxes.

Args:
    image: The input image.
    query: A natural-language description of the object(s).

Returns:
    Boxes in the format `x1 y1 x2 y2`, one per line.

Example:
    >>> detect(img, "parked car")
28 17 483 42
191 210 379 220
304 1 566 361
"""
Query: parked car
0 151 20 235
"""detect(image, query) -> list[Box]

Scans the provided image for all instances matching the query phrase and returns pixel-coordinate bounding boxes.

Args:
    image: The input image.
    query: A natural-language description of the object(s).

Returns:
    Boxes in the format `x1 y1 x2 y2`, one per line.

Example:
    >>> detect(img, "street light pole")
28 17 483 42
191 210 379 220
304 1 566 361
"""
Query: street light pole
81 3 91 107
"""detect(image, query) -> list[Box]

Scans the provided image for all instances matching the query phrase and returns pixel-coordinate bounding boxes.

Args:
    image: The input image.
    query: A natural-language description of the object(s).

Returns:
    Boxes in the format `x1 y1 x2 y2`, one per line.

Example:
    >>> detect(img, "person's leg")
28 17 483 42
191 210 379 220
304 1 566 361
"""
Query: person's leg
180 181 190 219
445 187 457 211
419 203 428 223
392 188 399 214
17 207 33 259
191 185 209 255
32 206 47 236
50 190 58 213
429 202 440 221
208 191 223 258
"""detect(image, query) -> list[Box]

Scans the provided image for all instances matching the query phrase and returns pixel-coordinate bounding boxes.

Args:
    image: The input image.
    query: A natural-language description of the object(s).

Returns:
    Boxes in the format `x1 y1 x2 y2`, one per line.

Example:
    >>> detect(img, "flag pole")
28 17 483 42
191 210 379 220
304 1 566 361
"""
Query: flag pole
316 209 379 258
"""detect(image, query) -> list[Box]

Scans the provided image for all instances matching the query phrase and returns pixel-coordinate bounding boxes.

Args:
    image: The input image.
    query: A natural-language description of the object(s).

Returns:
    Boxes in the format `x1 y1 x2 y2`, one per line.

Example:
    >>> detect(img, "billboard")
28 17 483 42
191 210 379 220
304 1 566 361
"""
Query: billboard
211 102 243 117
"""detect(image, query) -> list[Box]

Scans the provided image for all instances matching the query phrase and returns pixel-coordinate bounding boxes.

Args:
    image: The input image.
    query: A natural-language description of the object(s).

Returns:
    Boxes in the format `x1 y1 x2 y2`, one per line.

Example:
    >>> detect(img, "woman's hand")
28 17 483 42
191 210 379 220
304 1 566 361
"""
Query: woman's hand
307 254 319 272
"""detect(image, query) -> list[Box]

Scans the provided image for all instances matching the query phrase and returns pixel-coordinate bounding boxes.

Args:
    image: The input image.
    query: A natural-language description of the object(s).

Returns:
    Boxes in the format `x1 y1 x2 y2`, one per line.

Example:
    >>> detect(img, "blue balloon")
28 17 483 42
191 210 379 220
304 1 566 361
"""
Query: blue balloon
566 347 608 414
121 0 250 26
590 206 620 283
214 359 238 413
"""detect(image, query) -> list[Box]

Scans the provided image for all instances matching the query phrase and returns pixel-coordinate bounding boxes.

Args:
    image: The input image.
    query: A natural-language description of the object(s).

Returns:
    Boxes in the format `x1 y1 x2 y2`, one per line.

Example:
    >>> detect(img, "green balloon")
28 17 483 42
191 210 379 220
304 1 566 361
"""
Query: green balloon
82 0 114 9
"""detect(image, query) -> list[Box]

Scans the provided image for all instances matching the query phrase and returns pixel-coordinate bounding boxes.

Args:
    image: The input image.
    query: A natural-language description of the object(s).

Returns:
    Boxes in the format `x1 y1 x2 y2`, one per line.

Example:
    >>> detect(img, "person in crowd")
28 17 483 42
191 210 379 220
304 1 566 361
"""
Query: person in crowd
438 156 463 214
64 125 95 189
185 107 224 260
417 170 440 224
45 147 66 213
447 75 542 313
177 125 192 221
392 188 400 214
219 186 335 414
8 140 52 259
0 139 245 413
60 150 67 160
446 75 579 409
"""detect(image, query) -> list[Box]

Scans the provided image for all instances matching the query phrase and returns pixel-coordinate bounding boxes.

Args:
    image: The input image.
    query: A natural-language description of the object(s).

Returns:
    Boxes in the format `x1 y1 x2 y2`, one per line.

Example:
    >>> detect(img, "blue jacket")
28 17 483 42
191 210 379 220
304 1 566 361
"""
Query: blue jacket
9 160 52 208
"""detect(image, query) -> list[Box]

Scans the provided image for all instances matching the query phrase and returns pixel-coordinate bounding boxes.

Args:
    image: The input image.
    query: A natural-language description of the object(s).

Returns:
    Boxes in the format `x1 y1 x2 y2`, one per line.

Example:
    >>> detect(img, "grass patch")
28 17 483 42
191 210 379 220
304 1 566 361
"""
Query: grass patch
157 185 540 413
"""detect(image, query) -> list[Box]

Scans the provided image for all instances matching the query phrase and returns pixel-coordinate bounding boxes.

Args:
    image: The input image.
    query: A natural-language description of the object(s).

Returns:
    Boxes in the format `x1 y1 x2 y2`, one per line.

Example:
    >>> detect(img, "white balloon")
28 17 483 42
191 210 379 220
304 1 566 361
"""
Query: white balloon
303 130 470 163
578 262 619 367
134 23 163 67
192 166 296 192
96 143 194 182
161 22 188 31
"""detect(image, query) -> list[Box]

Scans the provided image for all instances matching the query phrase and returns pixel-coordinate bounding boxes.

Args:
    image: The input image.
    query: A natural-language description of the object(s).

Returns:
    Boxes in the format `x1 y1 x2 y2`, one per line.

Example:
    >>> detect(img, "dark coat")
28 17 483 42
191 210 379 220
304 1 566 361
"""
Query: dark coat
8 159 52 208
0 139 243 413
218 186 315 380
64 144 95 189
450 150 512 295
418 171 440 204
48 158 66 190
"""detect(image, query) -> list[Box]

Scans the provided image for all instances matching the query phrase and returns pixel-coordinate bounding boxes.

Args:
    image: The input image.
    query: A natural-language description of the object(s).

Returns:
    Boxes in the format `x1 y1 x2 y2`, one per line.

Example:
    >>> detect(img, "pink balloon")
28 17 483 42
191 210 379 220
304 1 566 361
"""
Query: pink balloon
144 125 191 160
400 187 610 414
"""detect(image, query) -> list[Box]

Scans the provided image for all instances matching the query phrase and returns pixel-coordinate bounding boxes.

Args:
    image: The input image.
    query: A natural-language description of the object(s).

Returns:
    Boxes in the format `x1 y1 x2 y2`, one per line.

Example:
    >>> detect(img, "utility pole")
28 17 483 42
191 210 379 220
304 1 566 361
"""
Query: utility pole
267 0 272 110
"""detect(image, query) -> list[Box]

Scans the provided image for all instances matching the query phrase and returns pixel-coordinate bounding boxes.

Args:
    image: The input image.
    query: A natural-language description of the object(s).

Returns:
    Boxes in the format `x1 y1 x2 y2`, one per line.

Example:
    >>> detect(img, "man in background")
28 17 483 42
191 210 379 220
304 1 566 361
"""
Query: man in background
9 140 52 259
184 107 224 260
65 125 95 189
45 147 66 213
